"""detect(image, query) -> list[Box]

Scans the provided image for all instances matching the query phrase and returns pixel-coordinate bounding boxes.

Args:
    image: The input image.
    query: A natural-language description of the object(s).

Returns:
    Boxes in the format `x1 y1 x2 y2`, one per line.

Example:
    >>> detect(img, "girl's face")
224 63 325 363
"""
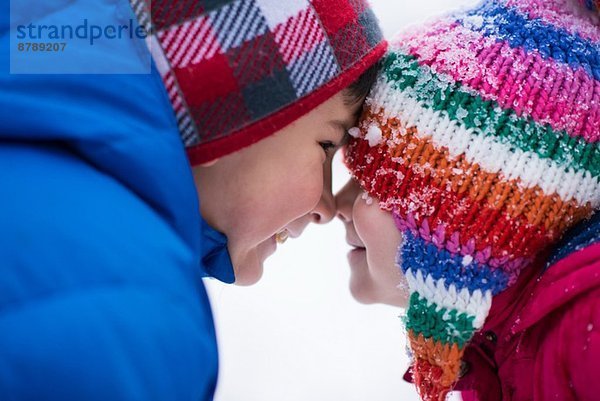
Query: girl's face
193 92 361 286
335 179 409 307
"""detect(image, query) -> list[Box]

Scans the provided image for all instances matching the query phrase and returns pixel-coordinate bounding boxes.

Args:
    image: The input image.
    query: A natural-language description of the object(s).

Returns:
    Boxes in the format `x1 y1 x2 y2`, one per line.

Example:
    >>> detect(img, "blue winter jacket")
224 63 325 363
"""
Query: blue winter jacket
0 1 233 399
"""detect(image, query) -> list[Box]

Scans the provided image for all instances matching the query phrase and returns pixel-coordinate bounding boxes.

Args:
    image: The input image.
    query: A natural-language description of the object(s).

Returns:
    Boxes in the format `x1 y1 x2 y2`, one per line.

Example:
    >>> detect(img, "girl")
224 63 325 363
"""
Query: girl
335 0 600 400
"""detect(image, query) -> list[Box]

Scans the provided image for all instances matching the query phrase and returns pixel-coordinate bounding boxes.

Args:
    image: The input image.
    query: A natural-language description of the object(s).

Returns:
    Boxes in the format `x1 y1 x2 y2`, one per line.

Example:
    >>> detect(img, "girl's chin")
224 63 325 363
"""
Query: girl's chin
346 249 409 307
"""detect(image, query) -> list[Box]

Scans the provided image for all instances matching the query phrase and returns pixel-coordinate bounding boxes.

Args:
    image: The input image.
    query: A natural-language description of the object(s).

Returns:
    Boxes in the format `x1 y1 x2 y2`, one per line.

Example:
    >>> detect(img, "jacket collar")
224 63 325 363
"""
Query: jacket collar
199 216 235 284
510 241 600 334
483 213 600 335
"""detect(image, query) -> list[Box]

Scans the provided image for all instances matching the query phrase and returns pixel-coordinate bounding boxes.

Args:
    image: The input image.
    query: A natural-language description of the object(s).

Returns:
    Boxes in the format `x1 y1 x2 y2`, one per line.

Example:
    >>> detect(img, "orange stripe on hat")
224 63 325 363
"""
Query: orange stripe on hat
352 106 592 236
407 331 463 387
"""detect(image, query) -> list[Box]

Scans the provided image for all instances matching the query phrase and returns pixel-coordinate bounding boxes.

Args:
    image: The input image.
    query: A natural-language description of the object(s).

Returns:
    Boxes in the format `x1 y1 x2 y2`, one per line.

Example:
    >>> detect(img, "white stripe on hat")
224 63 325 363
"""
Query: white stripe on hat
405 268 492 329
367 79 600 207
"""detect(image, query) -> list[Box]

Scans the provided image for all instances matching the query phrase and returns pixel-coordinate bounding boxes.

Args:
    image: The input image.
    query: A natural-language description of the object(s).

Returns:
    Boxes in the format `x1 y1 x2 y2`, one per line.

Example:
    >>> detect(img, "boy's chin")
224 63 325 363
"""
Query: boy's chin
231 242 275 286
232 262 264 286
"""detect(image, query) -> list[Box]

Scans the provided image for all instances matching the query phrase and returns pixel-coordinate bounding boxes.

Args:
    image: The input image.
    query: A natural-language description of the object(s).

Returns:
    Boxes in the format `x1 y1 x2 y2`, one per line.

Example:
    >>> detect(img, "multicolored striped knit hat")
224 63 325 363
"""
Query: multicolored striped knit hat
131 0 386 165
345 0 599 399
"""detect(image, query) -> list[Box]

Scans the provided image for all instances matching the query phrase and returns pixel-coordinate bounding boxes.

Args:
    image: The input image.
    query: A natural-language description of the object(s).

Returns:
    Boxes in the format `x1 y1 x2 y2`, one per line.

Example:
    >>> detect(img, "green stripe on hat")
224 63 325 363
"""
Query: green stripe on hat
404 292 476 348
382 52 600 177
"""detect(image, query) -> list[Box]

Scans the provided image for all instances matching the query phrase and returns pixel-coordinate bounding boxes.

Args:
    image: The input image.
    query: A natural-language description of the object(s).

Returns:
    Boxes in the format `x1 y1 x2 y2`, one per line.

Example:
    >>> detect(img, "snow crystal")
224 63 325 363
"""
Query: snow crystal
348 127 361 138
456 106 469 120
365 124 383 147
462 255 473 266
463 14 484 29
587 323 594 332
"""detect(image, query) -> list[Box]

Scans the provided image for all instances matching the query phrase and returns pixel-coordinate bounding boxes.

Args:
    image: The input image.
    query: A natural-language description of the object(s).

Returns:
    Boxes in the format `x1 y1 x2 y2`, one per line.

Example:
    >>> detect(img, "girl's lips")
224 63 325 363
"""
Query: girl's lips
345 226 365 249
347 247 367 268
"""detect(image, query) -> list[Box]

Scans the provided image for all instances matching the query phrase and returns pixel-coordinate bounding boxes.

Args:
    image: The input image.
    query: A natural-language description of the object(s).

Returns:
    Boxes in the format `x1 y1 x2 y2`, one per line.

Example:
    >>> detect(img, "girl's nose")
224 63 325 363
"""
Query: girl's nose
334 179 361 223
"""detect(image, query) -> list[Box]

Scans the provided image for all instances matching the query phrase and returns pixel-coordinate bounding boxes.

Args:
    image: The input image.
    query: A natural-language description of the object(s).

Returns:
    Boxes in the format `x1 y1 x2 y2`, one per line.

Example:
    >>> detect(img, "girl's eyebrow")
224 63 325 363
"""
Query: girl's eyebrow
339 130 351 146
329 120 353 146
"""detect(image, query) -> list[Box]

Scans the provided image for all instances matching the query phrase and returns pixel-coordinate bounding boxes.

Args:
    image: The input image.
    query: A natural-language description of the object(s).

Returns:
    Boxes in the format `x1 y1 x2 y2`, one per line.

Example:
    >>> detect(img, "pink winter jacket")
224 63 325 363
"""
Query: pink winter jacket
455 241 600 401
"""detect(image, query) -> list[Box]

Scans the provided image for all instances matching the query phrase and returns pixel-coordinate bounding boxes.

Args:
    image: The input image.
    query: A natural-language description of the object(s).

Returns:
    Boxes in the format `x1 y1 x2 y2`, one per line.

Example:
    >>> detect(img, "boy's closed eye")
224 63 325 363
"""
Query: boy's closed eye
319 126 353 158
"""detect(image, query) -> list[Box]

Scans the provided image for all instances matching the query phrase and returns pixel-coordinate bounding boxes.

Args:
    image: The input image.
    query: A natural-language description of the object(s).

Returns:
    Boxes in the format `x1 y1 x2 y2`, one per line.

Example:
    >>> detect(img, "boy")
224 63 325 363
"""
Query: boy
0 0 384 399
140 0 386 285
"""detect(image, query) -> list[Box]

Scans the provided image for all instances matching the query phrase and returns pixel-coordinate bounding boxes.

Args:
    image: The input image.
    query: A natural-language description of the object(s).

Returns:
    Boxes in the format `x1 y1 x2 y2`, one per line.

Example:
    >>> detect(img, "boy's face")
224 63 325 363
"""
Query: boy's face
193 92 360 285
335 179 409 307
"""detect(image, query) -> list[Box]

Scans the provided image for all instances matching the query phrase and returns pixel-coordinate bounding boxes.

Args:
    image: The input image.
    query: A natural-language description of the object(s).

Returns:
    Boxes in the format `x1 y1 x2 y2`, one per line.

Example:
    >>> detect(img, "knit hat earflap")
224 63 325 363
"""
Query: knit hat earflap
346 0 599 399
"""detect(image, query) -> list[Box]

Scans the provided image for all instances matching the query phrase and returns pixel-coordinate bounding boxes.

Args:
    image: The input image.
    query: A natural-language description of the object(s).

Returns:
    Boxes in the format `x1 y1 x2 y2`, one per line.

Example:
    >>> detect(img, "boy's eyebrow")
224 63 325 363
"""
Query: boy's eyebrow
332 103 363 143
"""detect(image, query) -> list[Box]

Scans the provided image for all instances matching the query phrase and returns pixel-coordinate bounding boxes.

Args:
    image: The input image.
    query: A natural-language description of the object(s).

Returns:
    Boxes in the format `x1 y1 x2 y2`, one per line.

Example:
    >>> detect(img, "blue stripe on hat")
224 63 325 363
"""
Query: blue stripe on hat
460 1 600 80
400 231 509 295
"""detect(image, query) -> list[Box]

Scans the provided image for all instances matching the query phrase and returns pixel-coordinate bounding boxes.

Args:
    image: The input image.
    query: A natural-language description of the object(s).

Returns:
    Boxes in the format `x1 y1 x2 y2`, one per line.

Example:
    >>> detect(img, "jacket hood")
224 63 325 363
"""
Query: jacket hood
511 213 600 334
0 0 235 275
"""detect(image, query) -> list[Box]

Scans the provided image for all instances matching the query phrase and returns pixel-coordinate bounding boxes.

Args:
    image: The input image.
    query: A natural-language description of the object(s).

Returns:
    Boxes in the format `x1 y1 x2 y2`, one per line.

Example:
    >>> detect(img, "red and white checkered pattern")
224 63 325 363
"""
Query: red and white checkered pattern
131 0 386 164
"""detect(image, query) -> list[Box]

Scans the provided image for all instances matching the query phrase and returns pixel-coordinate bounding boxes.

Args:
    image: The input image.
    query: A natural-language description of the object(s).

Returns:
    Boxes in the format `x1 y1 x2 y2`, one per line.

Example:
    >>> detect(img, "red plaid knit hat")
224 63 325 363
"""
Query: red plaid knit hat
131 0 386 165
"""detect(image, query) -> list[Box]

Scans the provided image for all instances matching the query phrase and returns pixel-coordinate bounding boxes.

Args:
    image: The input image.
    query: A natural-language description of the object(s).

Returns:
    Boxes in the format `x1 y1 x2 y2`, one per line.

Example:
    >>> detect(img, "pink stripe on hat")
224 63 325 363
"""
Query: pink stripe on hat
505 0 600 42
401 20 600 142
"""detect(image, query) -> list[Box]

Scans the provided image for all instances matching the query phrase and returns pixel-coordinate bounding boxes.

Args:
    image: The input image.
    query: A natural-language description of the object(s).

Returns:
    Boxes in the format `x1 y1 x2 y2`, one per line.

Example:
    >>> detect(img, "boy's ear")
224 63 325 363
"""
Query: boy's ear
198 158 219 167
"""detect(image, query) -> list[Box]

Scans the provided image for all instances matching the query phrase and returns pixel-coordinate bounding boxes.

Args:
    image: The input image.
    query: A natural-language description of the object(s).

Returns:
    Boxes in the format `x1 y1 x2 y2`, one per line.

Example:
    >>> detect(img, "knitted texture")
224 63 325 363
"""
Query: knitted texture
345 1 600 399
131 0 385 165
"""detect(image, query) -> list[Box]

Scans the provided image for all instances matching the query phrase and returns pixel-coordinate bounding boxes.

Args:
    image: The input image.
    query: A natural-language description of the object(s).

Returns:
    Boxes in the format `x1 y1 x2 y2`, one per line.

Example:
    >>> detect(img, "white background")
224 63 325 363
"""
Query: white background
205 1 478 400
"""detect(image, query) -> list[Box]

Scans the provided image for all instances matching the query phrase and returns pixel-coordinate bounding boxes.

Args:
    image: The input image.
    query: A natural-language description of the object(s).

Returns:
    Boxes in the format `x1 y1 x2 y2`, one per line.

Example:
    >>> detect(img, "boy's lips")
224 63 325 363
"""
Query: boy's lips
275 229 289 244
260 235 278 257
260 228 290 260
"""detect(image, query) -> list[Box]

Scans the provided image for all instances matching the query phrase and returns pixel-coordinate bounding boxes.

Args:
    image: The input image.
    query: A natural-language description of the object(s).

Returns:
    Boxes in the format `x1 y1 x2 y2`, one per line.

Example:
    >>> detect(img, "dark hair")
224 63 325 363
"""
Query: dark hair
344 59 383 106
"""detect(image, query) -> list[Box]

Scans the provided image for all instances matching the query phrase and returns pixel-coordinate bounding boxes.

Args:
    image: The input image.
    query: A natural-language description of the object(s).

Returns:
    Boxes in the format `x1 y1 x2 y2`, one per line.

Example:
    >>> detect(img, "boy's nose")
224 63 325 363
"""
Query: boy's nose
334 179 361 223
311 188 335 224
310 162 336 224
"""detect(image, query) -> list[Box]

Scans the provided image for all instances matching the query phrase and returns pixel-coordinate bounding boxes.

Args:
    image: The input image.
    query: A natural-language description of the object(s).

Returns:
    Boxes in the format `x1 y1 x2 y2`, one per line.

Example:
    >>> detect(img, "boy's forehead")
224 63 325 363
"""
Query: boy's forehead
324 93 365 127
